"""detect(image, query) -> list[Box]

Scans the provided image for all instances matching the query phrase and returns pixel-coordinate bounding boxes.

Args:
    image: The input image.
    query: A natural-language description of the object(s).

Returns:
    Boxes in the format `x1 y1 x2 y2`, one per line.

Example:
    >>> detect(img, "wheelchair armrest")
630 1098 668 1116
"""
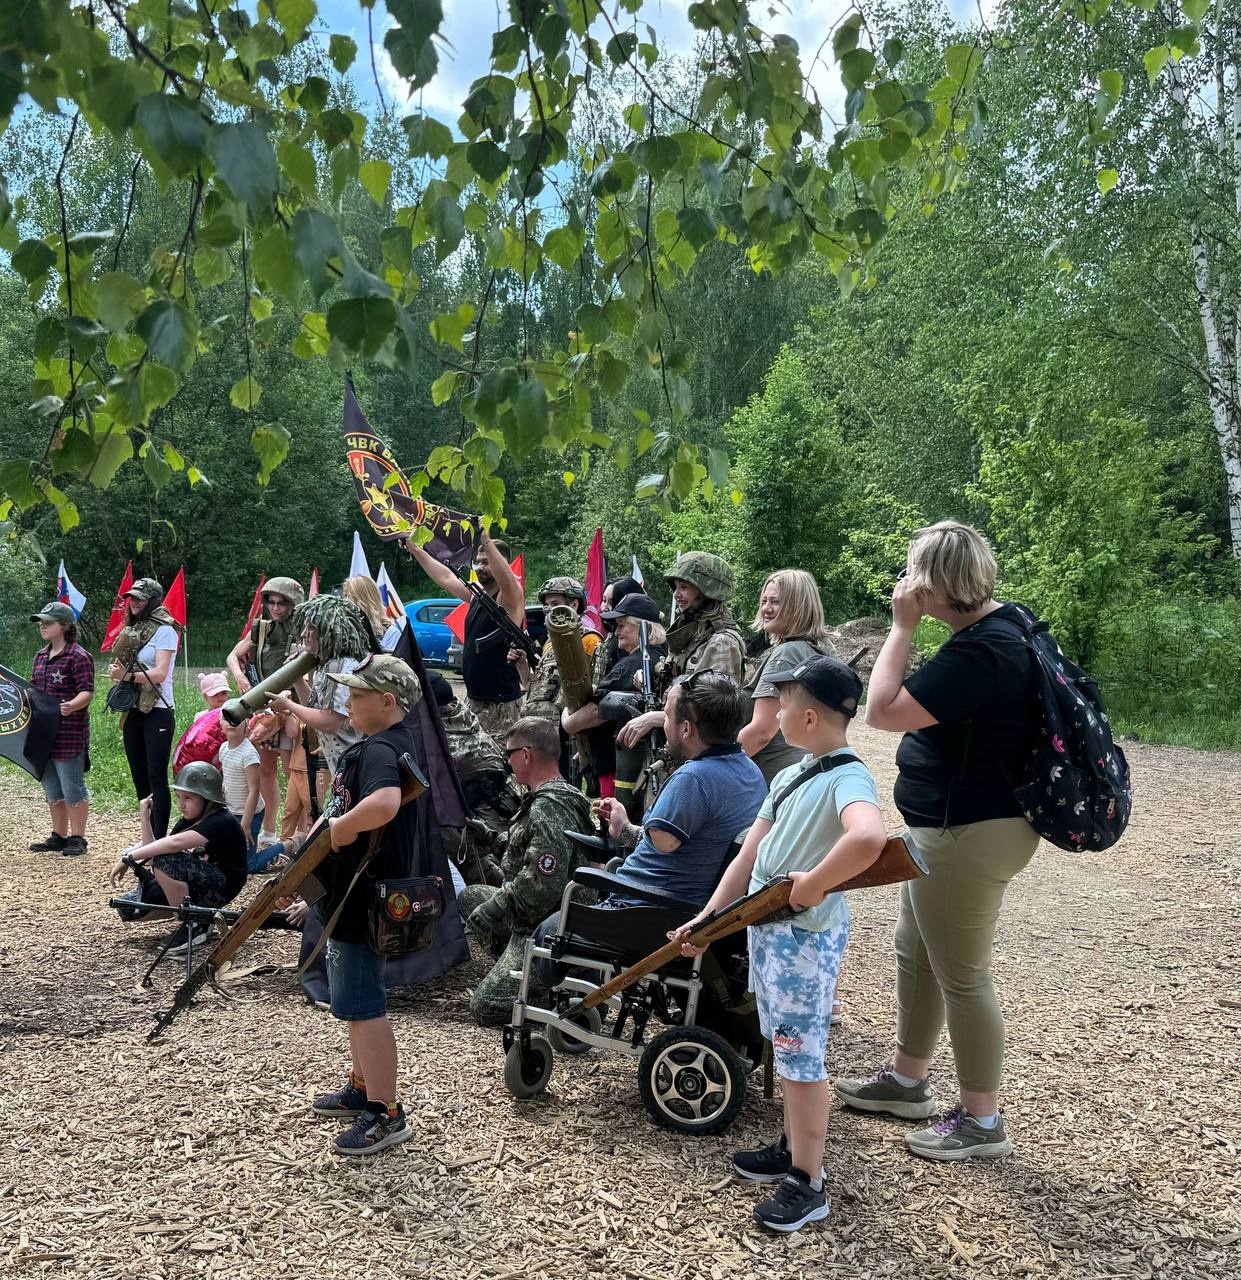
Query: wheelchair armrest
571 866 704 914
566 830 616 860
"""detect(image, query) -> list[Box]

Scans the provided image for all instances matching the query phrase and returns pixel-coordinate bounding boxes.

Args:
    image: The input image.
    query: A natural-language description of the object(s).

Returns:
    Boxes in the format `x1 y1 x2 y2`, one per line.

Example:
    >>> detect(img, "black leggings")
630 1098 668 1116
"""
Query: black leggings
122 706 175 838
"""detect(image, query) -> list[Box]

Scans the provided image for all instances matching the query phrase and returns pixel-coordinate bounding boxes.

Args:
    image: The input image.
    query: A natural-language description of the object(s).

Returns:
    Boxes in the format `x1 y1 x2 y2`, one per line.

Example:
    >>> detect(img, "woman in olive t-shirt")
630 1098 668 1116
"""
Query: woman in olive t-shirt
737 568 838 785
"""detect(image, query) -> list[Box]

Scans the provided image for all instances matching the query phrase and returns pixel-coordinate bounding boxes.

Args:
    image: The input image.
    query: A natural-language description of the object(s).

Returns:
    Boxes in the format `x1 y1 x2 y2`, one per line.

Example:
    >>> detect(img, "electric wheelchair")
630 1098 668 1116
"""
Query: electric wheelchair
501 834 763 1136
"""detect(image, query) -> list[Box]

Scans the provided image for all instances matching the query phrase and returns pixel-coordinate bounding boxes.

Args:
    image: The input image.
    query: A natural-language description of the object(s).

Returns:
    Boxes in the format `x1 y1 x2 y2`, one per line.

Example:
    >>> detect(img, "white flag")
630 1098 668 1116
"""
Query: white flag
56 560 86 619
350 531 374 581
631 554 644 587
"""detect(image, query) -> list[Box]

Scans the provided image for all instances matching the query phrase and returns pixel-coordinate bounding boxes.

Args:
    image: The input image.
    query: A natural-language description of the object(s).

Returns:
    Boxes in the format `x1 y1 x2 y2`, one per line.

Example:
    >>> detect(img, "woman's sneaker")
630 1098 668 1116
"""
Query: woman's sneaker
61 836 88 857
833 1065 937 1119
753 1170 830 1233
332 1103 411 1157
312 1073 368 1118
732 1133 791 1183
905 1105 1014 1161
28 833 67 852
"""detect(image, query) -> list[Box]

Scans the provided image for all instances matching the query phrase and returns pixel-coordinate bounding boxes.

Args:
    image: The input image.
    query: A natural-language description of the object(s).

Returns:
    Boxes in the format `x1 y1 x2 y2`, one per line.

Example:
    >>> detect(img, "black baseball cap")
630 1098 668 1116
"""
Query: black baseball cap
601 592 662 624
768 654 863 718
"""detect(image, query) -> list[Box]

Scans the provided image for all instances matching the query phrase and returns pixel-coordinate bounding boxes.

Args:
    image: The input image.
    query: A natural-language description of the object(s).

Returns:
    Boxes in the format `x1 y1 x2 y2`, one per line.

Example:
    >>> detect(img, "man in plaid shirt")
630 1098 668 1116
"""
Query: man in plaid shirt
29 602 95 857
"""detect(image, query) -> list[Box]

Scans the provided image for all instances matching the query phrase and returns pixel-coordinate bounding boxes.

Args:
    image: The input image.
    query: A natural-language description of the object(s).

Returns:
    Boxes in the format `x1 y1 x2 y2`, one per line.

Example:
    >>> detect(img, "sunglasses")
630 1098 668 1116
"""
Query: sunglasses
503 744 528 758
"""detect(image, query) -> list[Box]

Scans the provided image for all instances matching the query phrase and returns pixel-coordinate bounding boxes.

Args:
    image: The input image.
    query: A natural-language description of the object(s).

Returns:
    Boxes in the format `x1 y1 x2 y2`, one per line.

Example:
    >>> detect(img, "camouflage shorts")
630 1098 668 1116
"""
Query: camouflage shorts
748 918 850 1083
467 696 523 742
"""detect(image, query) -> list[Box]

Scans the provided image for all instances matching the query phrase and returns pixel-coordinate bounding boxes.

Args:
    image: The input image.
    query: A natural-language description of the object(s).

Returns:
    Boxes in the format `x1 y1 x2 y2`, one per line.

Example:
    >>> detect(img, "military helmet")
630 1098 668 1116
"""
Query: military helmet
172 761 226 806
124 577 164 604
664 551 735 603
537 575 586 606
263 575 305 607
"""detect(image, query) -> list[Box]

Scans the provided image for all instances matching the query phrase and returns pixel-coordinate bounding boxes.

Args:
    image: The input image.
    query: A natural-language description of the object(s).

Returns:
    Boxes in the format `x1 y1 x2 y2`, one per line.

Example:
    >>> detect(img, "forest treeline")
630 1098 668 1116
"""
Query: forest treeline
1 2 1237 748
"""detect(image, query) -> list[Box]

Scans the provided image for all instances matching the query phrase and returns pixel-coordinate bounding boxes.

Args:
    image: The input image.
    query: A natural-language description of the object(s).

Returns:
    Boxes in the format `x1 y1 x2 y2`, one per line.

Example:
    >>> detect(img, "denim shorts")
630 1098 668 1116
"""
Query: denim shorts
326 938 387 1022
41 753 90 806
749 917 850 1083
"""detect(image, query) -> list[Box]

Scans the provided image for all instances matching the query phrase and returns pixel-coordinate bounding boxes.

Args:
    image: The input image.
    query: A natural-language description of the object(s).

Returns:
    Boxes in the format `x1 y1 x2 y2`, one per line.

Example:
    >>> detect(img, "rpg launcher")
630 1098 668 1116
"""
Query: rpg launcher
458 571 540 667
575 833 927 1013
148 753 427 1041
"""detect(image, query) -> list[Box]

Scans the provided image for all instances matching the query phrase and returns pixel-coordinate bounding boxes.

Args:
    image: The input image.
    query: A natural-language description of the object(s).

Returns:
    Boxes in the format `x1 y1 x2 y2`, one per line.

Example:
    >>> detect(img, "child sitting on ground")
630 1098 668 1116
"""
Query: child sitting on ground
219 717 287 874
671 655 886 1234
108 763 248 955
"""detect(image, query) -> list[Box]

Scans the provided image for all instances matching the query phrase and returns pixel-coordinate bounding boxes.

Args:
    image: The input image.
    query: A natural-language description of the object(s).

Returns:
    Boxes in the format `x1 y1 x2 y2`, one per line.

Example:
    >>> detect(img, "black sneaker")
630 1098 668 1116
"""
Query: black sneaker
332 1103 411 1157
312 1074 369 1118
754 1169 830 1234
61 836 88 857
165 924 208 956
732 1133 791 1183
29 833 67 852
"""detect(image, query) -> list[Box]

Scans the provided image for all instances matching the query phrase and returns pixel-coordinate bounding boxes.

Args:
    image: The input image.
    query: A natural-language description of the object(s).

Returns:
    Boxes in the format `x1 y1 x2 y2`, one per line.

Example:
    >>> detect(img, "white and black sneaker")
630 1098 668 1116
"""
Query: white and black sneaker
165 924 208 955
732 1133 791 1183
753 1169 830 1234
332 1103 411 1157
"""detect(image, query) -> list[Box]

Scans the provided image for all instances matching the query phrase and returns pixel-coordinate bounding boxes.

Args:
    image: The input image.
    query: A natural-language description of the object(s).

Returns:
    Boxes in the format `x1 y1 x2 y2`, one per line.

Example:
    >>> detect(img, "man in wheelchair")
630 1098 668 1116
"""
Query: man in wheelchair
502 673 768 1132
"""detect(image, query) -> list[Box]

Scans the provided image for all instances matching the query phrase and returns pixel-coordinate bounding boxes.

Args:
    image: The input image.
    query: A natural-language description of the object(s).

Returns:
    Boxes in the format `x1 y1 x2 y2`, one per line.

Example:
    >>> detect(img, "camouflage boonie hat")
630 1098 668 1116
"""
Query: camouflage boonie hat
537 576 586 606
325 653 422 710
664 551 735 603
124 577 164 603
263 575 305 607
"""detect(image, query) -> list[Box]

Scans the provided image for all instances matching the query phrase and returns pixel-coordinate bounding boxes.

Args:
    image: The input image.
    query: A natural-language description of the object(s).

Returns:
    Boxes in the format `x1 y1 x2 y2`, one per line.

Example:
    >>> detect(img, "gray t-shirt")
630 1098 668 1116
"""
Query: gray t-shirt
309 657 362 775
743 638 835 784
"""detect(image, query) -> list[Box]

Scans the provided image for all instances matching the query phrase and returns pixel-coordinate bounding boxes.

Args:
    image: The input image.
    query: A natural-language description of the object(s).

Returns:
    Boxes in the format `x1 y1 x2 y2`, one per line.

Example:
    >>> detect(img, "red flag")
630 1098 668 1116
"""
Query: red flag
100 561 134 653
582 528 605 635
240 575 266 641
308 567 320 599
164 566 187 628
444 554 525 643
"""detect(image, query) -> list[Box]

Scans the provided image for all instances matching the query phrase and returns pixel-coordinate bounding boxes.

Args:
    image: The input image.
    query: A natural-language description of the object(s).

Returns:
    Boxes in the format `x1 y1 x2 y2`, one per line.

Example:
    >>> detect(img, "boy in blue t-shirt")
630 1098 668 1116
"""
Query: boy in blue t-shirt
672 655 886 1234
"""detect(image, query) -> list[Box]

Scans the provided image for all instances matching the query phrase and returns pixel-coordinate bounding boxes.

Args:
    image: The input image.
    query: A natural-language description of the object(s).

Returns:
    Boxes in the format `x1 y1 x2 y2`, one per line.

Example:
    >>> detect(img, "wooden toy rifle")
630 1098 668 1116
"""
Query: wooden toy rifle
148 753 427 1040
577 833 926 1012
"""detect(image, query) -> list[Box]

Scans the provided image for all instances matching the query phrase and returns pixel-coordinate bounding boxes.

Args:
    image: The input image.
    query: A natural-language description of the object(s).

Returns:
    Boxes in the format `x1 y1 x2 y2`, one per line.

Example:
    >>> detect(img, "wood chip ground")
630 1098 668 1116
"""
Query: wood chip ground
0 725 1237 1279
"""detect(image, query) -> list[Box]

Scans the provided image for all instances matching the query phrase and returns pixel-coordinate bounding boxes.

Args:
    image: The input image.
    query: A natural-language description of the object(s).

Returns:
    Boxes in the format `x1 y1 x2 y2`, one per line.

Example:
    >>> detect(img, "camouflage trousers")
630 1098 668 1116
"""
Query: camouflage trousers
459 884 541 1027
466 696 523 743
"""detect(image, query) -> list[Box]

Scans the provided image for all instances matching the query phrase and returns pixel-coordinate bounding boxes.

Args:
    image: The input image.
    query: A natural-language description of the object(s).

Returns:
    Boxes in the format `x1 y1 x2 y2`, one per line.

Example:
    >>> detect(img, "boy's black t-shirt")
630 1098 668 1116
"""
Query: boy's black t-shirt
172 810 248 899
893 604 1039 828
319 723 420 944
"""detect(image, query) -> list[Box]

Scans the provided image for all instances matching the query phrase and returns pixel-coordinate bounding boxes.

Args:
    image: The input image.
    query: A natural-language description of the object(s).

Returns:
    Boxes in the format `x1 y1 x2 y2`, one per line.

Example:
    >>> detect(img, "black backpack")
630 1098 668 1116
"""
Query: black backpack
998 606 1132 852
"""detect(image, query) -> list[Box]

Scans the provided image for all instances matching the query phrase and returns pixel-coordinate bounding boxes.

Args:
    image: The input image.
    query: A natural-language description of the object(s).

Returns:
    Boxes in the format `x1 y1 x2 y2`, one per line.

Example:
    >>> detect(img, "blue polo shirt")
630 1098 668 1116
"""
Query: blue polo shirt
617 744 768 906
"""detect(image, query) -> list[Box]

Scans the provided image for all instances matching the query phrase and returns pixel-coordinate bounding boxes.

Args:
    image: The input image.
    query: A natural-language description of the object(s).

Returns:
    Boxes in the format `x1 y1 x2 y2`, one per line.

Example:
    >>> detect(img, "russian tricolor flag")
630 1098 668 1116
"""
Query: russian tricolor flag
56 560 86 619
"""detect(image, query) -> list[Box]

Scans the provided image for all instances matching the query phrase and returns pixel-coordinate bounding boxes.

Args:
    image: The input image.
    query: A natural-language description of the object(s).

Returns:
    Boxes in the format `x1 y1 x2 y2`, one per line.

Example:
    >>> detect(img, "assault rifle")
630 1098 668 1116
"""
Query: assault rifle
575 833 926 1012
148 753 427 1040
458 570 540 667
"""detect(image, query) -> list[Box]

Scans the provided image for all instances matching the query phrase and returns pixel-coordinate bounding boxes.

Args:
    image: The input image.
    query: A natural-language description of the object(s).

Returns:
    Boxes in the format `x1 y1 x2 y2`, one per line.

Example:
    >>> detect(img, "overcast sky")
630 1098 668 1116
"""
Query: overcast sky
317 1 994 126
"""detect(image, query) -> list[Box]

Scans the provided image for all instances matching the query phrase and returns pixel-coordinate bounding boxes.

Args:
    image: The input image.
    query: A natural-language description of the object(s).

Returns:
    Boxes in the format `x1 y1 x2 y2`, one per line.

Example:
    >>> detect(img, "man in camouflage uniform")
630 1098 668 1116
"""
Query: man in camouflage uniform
457 717 593 1027
427 673 520 886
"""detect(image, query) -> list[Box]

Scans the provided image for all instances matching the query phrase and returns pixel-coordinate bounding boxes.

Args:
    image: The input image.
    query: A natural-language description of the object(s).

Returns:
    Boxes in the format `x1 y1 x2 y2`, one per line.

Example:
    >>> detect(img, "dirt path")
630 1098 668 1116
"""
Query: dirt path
0 726 1238 1279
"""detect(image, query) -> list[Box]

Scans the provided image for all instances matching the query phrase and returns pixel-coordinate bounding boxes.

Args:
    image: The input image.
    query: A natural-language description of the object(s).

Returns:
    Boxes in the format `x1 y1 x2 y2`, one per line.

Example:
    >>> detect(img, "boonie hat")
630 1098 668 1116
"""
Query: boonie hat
32 602 75 625
768 654 863 717
601 592 663 624
325 653 422 711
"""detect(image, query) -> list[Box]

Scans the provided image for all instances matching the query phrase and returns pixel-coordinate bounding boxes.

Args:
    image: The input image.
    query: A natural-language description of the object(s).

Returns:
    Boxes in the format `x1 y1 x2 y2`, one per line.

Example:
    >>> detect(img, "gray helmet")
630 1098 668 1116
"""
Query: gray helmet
538 575 586 607
263 575 305 607
664 551 735 603
172 761 226 806
124 577 164 604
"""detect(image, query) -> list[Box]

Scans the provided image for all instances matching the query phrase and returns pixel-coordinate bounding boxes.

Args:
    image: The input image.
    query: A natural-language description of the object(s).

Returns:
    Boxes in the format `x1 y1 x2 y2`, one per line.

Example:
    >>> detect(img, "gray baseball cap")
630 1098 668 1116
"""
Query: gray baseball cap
32 602 75 625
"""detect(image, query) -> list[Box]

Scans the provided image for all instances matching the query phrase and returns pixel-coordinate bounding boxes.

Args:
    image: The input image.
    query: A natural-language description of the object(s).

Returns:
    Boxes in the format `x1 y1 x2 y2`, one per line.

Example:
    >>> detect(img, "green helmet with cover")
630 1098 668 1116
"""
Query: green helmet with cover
664 551 735 603
537 576 586 606
263 576 305 607
172 761 226 806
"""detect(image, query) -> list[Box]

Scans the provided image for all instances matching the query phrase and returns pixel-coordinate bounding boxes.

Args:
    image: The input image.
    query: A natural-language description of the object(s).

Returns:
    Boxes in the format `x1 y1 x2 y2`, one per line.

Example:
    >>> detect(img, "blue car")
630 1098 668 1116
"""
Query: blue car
405 598 462 669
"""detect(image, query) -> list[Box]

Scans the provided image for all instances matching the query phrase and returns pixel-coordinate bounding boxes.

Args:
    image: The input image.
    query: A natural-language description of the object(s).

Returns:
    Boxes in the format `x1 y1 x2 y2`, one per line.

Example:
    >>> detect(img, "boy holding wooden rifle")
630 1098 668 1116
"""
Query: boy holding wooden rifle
671 655 886 1233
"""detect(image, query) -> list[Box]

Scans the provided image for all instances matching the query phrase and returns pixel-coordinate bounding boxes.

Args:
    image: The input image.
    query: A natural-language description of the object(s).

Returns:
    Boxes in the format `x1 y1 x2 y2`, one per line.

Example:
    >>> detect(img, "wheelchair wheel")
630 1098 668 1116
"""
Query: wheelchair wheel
547 1005 603 1056
504 1035 554 1099
638 1026 746 1135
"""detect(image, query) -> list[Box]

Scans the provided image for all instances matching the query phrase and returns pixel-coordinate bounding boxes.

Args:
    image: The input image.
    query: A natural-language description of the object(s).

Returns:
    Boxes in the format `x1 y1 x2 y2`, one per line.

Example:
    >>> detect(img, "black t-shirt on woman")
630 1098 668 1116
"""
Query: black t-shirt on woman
893 604 1039 828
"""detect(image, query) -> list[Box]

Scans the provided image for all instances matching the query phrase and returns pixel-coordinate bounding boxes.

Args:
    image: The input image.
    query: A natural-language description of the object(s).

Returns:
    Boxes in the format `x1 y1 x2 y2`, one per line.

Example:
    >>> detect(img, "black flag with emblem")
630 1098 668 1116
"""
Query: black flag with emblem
0 664 61 782
343 376 479 568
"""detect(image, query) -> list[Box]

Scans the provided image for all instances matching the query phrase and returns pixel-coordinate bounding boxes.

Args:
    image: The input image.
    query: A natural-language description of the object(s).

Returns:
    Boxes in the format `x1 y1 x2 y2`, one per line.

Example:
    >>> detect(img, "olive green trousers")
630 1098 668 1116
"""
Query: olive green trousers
895 817 1040 1093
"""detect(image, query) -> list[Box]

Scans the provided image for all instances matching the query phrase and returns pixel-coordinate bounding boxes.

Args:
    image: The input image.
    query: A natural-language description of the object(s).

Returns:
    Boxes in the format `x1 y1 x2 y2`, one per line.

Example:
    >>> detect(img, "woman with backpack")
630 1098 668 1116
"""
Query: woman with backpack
833 521 1042 1162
